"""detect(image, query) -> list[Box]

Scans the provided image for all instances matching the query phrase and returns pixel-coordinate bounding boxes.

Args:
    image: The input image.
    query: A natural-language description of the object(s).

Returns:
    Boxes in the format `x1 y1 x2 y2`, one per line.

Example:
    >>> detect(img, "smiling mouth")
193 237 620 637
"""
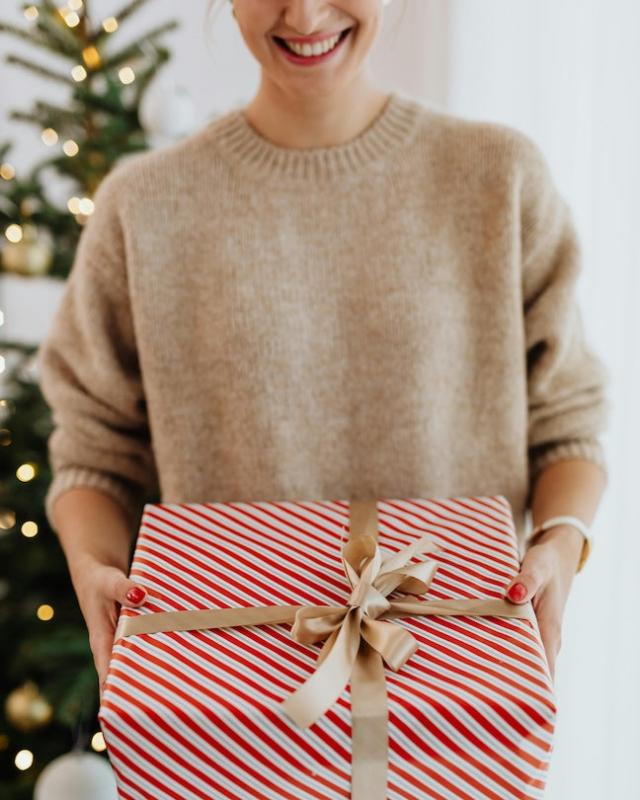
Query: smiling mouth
272 26 353 56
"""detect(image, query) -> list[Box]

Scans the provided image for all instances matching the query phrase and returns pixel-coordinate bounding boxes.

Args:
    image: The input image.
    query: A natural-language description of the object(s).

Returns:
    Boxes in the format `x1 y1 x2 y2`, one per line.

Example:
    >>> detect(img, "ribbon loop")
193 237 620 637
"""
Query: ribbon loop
280 606 364 729
290 605 349 645
361 617 418 671
343 535 382 588
348 582 390 618
376 534 441 576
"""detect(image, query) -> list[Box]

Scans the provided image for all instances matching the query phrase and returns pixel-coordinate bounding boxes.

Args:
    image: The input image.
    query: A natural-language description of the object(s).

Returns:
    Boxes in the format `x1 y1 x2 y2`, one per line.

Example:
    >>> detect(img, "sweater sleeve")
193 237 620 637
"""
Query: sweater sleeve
37 167 158 536
517 136 611 489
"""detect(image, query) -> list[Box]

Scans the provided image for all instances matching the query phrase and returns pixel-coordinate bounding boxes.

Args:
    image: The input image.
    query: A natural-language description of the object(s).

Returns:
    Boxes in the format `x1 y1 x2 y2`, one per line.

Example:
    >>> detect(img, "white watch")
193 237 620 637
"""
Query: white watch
527 514 593 573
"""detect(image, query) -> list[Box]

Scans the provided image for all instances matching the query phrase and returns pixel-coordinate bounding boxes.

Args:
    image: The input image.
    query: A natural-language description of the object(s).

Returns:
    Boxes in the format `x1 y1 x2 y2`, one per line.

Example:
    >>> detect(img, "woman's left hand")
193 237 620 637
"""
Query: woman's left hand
503 525 585 682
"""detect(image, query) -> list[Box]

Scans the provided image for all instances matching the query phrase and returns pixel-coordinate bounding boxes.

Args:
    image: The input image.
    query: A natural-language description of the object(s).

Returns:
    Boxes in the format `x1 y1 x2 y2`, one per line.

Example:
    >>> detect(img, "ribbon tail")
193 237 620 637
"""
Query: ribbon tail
114 604 302 640
280 607 362 730
351 641 388 800
385 597 536 624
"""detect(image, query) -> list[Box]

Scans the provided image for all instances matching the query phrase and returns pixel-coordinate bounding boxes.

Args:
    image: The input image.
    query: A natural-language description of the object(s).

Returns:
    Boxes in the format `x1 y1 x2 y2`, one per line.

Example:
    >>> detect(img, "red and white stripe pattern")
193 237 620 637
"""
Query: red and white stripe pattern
100 495 556 800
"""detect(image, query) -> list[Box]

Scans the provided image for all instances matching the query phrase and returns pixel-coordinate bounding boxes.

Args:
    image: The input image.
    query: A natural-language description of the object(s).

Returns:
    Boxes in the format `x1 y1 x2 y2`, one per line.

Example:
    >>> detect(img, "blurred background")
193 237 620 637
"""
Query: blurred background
0 1 637 798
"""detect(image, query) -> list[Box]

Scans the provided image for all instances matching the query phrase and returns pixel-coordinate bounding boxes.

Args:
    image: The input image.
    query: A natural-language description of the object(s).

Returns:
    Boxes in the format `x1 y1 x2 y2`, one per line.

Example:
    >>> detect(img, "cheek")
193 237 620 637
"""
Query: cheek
351 21 378 56
243 29 275 64
351 9 383 49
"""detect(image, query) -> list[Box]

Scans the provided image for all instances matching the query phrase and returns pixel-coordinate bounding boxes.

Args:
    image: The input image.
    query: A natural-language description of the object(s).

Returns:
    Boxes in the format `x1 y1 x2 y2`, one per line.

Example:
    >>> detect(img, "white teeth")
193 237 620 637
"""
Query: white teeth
283 32 343 57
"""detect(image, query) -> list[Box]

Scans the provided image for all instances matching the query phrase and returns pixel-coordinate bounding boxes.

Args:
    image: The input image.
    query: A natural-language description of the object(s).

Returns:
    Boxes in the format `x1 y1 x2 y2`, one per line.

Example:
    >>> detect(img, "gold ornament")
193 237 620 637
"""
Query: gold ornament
19 195 41 216
5 681 54 732
1 223 53 276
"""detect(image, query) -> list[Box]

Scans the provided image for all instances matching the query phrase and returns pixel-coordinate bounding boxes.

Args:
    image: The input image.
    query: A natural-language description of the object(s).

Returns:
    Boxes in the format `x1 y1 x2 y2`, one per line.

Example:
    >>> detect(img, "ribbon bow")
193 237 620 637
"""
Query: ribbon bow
113 500 534 799
280 532 442 729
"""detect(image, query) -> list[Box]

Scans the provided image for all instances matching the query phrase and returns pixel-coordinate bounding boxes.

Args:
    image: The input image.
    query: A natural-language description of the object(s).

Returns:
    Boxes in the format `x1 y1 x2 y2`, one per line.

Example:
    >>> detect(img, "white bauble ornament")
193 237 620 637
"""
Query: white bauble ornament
139 78 197 145
34 751 118 800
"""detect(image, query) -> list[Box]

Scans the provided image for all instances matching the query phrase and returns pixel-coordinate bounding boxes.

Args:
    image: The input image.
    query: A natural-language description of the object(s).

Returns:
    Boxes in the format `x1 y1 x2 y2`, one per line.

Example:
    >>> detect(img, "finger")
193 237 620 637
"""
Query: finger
89 617 116 697
98 668 107 704
503 550 552 604
503 567 543 603
99 566 148 607
547 657 556 685
536 604 563 679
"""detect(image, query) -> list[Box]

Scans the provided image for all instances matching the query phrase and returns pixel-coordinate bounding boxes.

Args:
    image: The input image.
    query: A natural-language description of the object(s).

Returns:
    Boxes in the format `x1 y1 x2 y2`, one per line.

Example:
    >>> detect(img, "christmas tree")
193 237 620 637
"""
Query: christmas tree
0 2 177 796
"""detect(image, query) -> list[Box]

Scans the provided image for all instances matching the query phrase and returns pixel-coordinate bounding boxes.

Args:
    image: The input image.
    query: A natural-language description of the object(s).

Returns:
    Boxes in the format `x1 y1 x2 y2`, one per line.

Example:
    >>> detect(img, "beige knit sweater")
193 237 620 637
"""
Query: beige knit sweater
37 90 611 547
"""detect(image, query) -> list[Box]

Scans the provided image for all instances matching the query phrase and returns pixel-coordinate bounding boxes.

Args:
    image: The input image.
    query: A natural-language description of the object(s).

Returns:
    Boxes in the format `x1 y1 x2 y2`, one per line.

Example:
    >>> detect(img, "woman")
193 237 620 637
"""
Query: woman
38 0 609 700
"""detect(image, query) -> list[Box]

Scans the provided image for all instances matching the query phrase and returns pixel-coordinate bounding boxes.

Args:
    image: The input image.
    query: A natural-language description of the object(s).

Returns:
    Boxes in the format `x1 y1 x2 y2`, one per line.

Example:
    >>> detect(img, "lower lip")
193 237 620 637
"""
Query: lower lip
273 28 352 66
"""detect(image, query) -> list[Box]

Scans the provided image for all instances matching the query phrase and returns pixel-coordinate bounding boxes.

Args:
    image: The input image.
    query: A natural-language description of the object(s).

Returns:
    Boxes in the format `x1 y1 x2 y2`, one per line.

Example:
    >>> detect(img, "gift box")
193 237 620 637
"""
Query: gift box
99 495 556 800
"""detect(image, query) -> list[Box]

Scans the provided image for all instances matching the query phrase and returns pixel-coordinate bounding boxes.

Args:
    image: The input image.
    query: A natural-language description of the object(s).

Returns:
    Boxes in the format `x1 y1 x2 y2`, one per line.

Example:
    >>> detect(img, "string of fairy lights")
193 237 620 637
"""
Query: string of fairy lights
1 2 138 249
0 0 136 775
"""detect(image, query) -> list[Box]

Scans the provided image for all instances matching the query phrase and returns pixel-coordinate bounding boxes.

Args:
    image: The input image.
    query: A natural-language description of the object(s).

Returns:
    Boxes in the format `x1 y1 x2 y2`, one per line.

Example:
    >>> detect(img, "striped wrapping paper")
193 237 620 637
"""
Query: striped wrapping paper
99 495 556 800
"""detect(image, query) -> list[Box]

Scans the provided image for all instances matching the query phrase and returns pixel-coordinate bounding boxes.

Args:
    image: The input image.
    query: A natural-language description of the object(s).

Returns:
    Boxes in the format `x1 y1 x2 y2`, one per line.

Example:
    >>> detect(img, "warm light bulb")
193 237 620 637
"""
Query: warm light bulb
63 140 79 157
68 0 84 9
118 66 135 85
37 604 54 621
21 521 38 538
0 163 15 180
91 731 107 751
5 224 22 243
16 463 36 482
78 197 94 215
67 196 81 214
71 64 87 81
41 128 58 146
15 750 33 770
82 45 101 69
102 16 118 33
64 11 80 26
23 6 38 21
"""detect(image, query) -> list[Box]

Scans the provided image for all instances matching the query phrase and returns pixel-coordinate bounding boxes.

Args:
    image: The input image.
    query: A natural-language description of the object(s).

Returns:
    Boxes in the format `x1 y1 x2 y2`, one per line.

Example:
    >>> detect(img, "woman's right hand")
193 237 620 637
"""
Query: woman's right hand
72 561 148 699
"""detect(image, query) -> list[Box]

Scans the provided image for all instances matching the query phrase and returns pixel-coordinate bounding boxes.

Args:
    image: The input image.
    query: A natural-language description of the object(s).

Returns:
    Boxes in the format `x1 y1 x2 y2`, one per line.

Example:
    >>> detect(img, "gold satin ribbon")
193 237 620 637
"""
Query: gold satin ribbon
114 500 535 799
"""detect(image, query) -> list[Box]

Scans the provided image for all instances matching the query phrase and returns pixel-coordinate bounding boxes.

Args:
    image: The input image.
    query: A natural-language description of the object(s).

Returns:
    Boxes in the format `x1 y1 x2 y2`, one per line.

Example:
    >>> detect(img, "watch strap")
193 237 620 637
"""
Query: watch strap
526 514 593 573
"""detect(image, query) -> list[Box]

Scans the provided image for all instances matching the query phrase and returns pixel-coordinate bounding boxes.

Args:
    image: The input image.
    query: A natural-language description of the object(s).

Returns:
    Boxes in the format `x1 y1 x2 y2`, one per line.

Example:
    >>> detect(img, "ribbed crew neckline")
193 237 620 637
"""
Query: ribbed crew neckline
207 90 421 182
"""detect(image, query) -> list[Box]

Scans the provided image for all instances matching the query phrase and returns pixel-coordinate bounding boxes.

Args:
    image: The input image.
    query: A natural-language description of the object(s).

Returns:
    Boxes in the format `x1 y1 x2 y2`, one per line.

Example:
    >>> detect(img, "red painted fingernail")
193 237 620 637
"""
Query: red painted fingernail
125 586 146 603
508 583 527 601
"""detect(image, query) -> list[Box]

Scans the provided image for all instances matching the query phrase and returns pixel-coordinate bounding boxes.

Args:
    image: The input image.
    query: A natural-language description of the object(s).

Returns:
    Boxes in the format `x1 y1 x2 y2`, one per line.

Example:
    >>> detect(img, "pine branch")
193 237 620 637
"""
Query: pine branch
34 5 82 57
131 46 171 104
98 19 180 71
0 19 50 47
0 19 74 60
40 0 65 15
73 89 126 116
10 100 80 126
4 53 72 85
99 0 153 30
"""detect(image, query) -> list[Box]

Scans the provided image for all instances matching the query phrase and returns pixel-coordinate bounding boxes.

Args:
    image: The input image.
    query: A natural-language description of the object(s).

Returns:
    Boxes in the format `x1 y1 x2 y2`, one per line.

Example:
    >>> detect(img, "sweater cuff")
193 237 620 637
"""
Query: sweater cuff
45 467 144 535
529 437 609 487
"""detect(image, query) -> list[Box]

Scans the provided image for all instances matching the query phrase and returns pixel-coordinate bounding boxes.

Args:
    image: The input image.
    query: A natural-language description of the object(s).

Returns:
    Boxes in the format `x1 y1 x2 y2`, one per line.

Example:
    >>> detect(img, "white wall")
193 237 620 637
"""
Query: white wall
447 1 639 797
